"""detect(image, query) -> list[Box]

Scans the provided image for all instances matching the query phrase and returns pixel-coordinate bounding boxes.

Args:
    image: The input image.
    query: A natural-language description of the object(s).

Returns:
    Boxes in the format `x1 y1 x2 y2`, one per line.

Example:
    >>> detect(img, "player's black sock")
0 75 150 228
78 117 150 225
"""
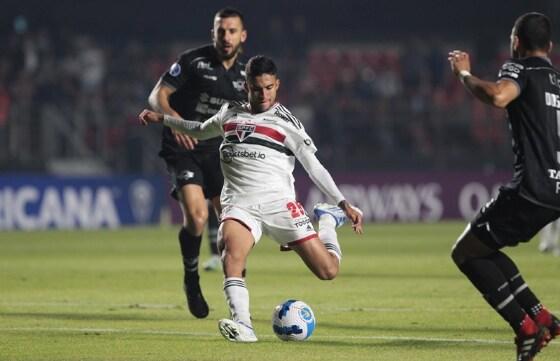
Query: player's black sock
489 251 542 317
458 257 526 332
178 227 202 282
207 210 219 256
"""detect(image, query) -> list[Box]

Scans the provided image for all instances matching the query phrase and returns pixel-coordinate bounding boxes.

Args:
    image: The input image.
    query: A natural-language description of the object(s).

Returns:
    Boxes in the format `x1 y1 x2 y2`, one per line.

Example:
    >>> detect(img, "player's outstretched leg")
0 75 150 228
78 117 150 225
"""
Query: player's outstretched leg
288 203 350 280
313 203 347 262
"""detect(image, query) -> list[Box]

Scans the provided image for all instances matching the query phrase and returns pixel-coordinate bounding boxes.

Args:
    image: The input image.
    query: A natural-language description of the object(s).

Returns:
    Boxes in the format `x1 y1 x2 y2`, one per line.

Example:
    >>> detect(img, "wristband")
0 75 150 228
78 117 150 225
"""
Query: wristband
459 70 472 83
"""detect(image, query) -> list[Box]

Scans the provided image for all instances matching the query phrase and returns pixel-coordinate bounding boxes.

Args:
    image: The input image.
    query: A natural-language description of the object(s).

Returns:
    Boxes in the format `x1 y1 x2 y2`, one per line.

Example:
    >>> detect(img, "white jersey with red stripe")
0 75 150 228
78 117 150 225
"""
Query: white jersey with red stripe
209 101 315 207
162 101 345 208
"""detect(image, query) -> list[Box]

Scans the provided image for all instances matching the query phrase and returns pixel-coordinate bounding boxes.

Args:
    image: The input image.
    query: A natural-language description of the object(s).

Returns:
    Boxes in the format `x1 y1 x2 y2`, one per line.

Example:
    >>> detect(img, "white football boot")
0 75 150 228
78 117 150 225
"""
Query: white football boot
218 319 258 342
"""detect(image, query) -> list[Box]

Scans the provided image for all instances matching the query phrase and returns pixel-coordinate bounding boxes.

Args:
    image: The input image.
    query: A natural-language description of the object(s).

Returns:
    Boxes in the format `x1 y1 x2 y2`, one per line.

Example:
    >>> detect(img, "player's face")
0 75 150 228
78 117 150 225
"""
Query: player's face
246 74 280 113
212 16 247 60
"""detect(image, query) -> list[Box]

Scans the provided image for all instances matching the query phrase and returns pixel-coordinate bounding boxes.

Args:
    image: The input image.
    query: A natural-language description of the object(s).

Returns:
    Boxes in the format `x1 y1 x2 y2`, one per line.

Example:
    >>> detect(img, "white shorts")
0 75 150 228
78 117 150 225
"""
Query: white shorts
220 198 317 246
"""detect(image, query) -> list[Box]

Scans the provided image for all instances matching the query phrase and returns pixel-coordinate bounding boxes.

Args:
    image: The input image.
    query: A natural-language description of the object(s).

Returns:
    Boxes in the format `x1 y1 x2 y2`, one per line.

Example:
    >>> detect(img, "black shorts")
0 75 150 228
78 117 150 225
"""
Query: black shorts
470 187 560 249
163 151 223 200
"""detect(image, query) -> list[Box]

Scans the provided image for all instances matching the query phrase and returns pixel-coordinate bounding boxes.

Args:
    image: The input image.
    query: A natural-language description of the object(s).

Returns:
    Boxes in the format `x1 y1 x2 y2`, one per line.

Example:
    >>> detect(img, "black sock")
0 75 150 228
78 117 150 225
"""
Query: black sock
207 211 219 256
489 251 542 317
178 227 202 281
457 257 526 332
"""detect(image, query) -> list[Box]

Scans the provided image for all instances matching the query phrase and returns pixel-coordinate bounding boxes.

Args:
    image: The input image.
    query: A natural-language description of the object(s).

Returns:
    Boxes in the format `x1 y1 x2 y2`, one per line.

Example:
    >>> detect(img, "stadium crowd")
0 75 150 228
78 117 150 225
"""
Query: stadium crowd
2 22 557 174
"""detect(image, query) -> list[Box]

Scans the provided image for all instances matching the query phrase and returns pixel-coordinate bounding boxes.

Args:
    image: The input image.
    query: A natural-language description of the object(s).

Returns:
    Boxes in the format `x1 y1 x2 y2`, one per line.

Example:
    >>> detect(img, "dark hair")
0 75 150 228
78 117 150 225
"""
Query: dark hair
514 12 552 51
215 7 245 29
245 55 278 79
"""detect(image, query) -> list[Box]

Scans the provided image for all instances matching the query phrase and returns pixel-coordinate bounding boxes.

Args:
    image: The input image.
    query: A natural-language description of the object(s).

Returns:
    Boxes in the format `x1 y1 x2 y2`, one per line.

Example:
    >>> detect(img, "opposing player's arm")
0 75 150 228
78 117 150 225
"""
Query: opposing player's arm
448 50 520 108
148 80 179 116
148 72 198 149
462 77 519 109
138 109 222 140
296 148 363 234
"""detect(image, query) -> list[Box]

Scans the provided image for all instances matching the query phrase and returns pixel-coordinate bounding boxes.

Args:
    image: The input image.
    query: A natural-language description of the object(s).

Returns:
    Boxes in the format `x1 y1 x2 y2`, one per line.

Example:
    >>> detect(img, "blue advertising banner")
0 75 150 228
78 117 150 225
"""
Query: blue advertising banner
0 175 164 230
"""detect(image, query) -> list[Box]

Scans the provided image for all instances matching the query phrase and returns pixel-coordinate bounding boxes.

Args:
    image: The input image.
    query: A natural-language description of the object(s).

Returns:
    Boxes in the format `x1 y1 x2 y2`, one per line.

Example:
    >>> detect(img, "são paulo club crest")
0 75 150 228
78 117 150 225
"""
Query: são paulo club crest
235 123 256 142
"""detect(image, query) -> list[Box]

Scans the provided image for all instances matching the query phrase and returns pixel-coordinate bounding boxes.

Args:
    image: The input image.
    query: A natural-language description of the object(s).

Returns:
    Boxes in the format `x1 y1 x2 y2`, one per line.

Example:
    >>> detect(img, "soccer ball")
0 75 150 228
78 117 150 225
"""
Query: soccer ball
271 299 316 341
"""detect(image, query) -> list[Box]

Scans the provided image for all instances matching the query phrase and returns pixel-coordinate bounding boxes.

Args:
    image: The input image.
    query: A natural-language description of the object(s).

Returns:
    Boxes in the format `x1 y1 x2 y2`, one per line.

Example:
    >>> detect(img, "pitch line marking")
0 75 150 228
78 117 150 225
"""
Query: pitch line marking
1 302 559 315
1 326 559 347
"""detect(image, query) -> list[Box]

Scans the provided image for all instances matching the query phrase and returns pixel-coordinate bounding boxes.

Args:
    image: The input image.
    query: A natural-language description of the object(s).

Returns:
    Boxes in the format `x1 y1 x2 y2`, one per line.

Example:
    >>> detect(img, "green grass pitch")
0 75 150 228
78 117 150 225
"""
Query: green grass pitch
1 222 559 360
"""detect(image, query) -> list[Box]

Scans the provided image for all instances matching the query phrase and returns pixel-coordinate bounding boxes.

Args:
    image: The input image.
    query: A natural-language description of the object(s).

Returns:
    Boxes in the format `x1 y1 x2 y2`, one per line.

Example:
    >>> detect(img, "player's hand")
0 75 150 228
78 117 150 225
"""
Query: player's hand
339 200 363 234
448 50 471 76
173 129 198 150
138 109 163 125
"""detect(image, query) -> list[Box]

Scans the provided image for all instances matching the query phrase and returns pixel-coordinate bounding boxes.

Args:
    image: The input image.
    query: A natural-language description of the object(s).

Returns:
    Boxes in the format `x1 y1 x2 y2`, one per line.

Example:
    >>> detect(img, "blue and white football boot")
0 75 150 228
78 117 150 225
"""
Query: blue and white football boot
313 203 347 228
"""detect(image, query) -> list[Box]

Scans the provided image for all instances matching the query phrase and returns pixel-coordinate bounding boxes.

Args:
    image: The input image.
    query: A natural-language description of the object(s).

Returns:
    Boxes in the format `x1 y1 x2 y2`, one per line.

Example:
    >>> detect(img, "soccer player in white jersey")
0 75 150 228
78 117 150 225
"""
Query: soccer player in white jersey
139 55 363 342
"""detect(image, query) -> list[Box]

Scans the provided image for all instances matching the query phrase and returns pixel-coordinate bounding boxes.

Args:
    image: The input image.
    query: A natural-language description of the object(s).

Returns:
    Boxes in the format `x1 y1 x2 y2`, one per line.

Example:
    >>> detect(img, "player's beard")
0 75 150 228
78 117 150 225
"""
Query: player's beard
218 43 242 61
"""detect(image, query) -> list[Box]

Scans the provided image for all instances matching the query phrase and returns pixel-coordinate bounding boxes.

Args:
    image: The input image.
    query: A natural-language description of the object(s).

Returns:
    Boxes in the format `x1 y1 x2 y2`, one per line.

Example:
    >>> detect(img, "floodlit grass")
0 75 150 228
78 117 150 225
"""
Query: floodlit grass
1 222 559 360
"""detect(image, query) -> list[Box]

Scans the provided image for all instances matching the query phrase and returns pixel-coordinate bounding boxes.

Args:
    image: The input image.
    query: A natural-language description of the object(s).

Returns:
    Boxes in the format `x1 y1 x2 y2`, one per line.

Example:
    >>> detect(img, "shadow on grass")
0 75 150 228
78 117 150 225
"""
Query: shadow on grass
307 338 509 350
316 321 507 335
339 272 461 280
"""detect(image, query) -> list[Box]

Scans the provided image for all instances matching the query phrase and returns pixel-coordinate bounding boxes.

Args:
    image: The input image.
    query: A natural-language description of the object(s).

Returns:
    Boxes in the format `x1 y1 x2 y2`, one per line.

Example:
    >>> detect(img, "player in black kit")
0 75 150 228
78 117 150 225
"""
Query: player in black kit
148 7 247 318
449 13 559 361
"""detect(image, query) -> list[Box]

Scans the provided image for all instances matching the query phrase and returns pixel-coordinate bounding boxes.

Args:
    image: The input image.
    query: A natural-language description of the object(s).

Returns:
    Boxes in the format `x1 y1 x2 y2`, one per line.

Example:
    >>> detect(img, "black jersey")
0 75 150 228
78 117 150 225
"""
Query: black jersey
498 56 560 209
159 45 247 156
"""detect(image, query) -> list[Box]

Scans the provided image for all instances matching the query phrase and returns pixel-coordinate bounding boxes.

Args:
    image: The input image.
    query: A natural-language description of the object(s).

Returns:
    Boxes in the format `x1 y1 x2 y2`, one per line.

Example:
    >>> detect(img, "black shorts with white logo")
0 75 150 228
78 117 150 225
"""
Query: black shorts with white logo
470 187 560 249
162 151 223 201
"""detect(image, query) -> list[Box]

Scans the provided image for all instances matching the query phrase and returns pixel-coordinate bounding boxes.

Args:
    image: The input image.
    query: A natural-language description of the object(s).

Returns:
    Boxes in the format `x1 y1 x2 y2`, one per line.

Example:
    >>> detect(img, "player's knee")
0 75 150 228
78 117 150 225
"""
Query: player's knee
316 263 338 280
451 230 496 267
185 211 208 234
451 245 467 267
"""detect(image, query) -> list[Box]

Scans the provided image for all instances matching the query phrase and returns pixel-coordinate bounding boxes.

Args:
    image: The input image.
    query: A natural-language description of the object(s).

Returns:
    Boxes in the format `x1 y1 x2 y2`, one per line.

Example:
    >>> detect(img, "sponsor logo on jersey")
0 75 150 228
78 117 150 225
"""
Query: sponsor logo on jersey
547 169 560 180
235 123 256 142
197 61 213 70
502 63 523 73
203 74 217 81
499 62 523 79
294 217 311 228
169 63 181 77
220 144 266 163
232 79 245 92
196 93 229 115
